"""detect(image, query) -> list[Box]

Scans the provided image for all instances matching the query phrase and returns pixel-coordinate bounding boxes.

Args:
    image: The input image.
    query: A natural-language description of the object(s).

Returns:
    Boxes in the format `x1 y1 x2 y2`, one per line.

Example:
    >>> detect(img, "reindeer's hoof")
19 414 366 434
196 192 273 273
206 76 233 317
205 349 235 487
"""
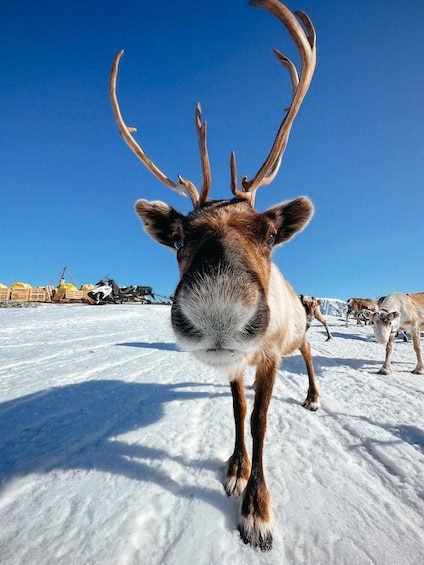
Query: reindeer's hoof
378 367 391 375
224 456 251 497
224 475 248 497
302 399 319 411
238 517 273 551
412 368 424 375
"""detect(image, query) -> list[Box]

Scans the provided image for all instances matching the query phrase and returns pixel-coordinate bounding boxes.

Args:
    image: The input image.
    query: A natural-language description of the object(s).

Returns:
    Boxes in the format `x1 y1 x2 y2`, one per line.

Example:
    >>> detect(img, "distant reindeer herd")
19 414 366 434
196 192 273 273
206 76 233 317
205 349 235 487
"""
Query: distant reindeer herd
109 0 423 553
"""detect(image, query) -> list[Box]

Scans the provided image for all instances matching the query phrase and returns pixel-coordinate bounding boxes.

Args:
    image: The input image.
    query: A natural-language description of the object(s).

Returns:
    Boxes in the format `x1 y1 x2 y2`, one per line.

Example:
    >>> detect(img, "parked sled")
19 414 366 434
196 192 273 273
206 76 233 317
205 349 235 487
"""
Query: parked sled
83 279 156 305
84 278 123 305
120 285 154 304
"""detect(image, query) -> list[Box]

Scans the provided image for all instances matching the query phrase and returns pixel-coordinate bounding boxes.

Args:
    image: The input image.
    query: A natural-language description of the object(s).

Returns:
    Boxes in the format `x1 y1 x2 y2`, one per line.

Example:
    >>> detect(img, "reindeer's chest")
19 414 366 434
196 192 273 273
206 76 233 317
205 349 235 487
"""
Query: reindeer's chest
267 264 306 355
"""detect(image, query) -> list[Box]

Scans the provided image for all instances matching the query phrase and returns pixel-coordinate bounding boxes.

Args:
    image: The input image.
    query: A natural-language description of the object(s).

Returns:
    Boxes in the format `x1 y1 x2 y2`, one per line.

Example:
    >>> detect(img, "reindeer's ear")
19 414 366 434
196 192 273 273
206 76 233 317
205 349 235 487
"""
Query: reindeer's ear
135 199 184 249
387 311 400 322
264 196 314 245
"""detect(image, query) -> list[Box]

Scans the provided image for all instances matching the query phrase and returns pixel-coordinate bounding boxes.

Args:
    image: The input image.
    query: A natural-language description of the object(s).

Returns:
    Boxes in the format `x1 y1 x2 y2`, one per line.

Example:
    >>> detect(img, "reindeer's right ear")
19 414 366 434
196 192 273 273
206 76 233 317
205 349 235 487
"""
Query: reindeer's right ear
386 311 400 322
135 199 184 249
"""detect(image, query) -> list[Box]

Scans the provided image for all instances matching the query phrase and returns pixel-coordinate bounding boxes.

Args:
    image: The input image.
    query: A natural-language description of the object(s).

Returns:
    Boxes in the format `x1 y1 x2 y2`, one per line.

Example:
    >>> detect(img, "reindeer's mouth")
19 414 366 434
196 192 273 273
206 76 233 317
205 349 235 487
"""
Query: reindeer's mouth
194 347 247 368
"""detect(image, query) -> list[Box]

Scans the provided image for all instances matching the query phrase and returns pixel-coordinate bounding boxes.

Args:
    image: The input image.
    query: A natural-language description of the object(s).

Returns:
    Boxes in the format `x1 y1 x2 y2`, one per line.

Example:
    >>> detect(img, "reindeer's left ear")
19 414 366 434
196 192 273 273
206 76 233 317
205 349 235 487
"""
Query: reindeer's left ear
263 196 314 245
135 199 184 249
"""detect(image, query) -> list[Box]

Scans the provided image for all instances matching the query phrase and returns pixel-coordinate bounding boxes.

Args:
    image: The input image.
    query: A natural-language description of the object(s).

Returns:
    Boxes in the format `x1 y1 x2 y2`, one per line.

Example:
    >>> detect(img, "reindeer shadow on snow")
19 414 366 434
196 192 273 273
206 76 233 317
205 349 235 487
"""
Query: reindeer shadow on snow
281 351 382 377
0 377 236 518
117 340 179 352
326 412 424 455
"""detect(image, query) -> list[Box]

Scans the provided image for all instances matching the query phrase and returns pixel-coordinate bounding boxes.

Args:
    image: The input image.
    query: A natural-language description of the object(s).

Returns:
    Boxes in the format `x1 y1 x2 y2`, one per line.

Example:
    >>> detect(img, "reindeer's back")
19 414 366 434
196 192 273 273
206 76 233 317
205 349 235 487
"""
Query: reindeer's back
381 292 424 330
408 292 424 328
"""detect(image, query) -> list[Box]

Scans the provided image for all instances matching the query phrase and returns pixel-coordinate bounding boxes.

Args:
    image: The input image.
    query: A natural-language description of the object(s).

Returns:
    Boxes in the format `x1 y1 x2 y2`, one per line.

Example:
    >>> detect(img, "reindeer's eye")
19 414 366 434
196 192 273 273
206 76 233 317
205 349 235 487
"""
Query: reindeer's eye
266 233 277 248
173 236 184 250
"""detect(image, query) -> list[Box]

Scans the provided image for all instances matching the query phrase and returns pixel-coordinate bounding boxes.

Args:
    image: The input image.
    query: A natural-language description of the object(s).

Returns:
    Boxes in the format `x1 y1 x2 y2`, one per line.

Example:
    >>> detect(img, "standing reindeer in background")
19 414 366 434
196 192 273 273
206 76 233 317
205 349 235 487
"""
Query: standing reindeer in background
346 297 378 326
110 0 318 551
363 292 424 375
300 295 333 341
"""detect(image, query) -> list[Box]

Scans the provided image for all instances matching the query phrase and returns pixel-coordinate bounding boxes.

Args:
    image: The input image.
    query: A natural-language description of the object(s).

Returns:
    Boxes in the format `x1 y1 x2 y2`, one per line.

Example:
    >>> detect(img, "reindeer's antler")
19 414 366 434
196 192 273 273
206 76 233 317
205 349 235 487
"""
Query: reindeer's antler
109 50 211 208
232 0 316 207
110 0 316 210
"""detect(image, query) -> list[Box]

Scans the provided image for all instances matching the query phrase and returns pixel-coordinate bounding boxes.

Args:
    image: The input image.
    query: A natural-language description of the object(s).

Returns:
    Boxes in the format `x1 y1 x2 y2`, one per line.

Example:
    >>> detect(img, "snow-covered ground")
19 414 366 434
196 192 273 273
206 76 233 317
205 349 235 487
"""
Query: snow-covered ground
1 303 423 565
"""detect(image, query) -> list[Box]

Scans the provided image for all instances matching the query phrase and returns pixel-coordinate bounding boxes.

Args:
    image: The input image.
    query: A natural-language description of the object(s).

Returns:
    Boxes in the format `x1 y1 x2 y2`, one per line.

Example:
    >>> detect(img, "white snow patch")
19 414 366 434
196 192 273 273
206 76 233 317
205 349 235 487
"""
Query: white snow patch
0 304 423 564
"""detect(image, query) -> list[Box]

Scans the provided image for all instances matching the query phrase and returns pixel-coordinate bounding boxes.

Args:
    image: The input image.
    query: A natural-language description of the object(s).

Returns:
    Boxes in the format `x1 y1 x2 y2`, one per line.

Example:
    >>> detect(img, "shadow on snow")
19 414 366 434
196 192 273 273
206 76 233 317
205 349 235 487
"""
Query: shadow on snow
117 341 179 352
0 378 233 515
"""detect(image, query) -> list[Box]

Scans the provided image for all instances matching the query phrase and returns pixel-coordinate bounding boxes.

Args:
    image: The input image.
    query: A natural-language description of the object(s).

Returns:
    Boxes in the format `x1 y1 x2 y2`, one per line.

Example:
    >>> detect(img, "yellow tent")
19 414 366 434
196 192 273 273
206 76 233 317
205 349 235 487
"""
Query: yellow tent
11 282 32 289
58 283 78 291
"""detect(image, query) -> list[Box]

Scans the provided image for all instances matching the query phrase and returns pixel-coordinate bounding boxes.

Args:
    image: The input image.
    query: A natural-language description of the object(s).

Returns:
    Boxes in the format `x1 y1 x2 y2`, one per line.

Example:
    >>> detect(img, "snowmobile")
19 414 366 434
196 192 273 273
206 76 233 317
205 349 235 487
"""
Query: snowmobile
120 285 154 304
84 278 123 305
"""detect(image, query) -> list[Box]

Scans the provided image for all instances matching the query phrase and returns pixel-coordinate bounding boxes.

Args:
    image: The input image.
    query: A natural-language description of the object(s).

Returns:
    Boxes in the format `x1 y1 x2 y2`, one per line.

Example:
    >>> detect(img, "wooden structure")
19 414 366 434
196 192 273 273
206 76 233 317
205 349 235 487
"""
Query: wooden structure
0 285 85 304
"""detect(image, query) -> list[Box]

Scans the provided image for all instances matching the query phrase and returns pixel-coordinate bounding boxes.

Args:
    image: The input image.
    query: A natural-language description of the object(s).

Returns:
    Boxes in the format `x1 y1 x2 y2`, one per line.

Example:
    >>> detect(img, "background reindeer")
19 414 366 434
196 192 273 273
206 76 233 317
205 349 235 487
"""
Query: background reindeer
346 297 378 326
300 295 333 340
110 0 318 551
364 292 424 375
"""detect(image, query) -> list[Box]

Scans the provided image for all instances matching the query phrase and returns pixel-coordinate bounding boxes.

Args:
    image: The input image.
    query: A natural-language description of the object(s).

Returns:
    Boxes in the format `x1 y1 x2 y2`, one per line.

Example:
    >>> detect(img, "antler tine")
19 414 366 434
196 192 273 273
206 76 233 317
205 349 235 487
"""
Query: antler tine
109 50 200 207
195 103 212 207
240 0 316 199
230 152 255 205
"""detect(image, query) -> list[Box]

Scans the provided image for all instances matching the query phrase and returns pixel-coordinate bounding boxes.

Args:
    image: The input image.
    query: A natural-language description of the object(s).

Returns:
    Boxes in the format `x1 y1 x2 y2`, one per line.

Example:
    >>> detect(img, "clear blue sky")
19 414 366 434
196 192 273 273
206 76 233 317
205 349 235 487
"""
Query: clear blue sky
1 0 423 300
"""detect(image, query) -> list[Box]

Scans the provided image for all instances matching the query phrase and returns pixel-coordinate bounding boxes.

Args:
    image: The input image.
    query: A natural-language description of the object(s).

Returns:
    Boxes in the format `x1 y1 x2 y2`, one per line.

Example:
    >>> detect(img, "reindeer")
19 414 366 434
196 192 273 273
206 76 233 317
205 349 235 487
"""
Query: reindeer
363 292 424 375
300 295 333 341
377 295 408 342
346 297 378 326
110 0 318 551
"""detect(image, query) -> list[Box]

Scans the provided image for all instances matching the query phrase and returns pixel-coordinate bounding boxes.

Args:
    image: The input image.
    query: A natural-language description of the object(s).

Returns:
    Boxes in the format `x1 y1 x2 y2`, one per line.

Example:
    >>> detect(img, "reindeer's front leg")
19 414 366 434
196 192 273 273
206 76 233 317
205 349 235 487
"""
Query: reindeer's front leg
320 317 333 341
345 309 351 327
411 330 424 374
238 357 277 551
379 333 396 374
300 340 320 410
225 377 251 496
